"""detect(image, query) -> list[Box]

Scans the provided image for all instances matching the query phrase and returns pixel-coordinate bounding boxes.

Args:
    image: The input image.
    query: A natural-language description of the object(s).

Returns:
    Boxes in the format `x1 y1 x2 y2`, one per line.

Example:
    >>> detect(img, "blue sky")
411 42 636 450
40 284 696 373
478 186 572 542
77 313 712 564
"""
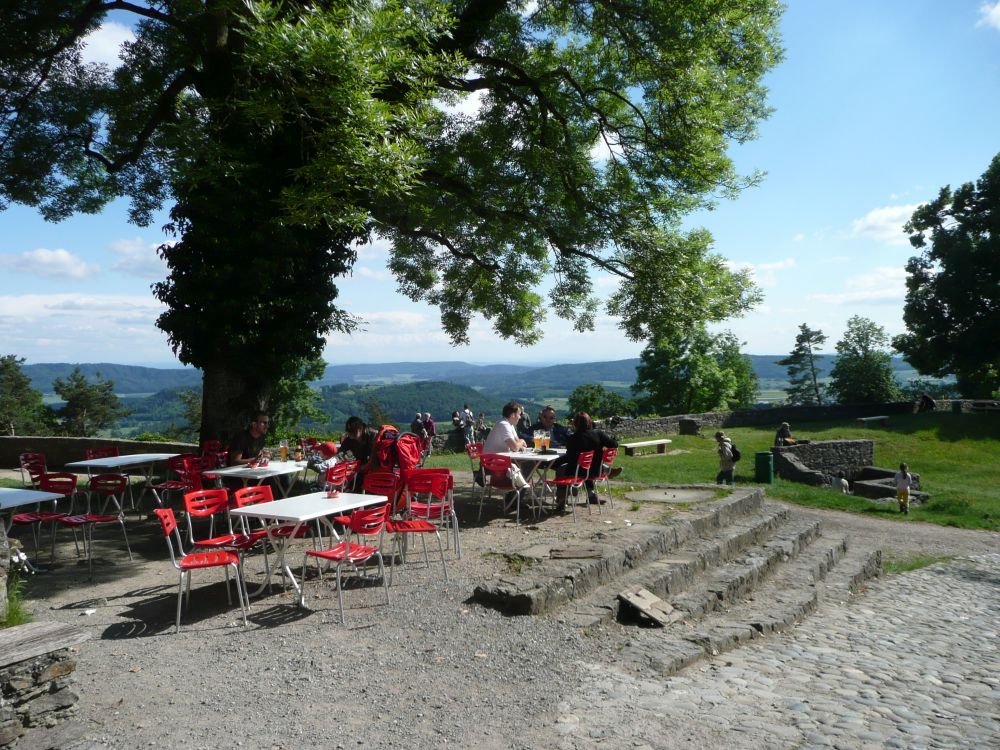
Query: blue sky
1 1 999 367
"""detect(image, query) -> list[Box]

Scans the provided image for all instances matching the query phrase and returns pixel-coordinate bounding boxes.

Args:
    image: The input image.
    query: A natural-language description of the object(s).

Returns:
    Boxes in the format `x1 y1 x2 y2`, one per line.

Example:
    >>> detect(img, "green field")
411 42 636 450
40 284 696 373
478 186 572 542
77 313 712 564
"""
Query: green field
426 413 1000 531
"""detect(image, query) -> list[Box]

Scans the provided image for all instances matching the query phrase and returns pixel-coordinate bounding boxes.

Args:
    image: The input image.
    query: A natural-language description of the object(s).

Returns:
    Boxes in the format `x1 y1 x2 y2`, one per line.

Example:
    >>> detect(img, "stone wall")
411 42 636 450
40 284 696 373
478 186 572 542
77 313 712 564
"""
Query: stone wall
0 622 89 749
772 440 874 485
0 437 197 472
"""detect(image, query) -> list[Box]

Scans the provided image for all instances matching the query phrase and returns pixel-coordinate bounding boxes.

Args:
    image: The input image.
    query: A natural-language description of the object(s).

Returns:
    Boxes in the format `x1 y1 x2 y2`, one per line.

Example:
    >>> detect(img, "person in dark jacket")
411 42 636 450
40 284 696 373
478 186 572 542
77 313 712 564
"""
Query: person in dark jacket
529 405 571 447
551 412 617 511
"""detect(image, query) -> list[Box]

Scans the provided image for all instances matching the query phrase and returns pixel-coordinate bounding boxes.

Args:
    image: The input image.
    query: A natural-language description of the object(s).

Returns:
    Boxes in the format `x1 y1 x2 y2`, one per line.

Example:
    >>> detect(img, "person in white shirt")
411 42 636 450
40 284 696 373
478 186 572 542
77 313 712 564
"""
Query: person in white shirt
484 402 527 454
894 462 914 515
834 470 850 494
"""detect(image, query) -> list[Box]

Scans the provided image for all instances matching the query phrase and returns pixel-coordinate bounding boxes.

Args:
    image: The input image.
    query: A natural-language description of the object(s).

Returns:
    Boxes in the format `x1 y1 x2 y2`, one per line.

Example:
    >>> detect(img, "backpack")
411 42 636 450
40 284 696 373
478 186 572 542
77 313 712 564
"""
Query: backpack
395 432 425 473
730 443 742 462
370 425 400 472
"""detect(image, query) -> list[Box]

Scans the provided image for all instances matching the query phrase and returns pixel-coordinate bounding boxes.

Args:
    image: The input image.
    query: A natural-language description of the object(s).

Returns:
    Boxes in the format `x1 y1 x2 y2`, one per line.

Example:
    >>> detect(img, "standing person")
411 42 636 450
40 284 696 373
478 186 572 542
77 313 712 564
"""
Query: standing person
475 412 487 441
550 412 617 511
895 462 914 515
410 412 427 437
715 431 735 486
462 404 475 445
228 411 270 466
422 412 436 455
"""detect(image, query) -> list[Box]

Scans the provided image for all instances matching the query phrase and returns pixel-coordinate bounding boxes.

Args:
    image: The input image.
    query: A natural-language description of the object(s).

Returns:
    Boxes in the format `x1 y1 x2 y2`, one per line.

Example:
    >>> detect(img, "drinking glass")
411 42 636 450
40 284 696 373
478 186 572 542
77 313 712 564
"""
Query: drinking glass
543 433 551 450
532 431 543 451
279 439 288 462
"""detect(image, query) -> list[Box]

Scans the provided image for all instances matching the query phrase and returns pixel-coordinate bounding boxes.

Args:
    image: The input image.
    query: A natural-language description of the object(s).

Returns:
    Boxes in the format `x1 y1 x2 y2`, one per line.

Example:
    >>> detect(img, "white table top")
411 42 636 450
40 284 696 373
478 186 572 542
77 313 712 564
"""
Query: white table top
64 453 179 470
497 449 565 463
229 491 382 524
0 487 65 511
211 460 306 481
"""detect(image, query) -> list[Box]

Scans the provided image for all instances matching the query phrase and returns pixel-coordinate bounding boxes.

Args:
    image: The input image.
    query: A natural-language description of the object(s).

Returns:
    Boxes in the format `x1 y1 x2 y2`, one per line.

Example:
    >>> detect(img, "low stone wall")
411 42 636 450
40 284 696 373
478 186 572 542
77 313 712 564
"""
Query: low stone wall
0 436 196 472
772 440 874 484
0 622 89 749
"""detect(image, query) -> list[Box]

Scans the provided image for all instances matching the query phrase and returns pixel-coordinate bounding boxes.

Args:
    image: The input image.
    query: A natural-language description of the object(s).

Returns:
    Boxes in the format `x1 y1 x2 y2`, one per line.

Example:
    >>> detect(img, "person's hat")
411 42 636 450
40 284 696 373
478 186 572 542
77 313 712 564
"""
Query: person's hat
317 441 338 458
715 431 726 440
780 422 790 428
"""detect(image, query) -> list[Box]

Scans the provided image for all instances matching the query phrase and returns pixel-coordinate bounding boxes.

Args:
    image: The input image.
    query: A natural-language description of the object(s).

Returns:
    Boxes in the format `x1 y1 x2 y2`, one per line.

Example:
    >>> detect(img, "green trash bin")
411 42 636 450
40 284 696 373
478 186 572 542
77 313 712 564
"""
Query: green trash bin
951 400 962 414
755 451 774 484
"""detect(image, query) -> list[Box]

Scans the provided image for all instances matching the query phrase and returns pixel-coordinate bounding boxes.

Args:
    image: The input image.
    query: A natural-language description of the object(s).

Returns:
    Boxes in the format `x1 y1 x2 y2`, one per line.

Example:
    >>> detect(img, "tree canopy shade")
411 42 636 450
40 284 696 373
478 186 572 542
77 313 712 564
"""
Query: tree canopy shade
1 0 782 440
827 316 900 406
893 153 1000 398
776 323 826 405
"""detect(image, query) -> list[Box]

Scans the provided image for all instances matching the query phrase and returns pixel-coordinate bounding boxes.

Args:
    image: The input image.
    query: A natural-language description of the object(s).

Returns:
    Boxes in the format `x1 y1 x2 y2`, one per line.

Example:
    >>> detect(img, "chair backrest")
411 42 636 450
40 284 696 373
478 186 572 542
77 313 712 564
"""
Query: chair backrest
465 442 483 463
233 484 274 508
201 439 223 453
361 471 400 500
153 508 185 565
19 452 46 486
324 462 352 489
167 453 200 474
479 454 513 473
85 445 120 460
405 471 450 501
575 450 595 472
183 488 229 518
89 473 128 496
177 466 204 491
347 501 389 538
601 447 618 467
340 459 360 490
39 472 78 496
300 436 320 452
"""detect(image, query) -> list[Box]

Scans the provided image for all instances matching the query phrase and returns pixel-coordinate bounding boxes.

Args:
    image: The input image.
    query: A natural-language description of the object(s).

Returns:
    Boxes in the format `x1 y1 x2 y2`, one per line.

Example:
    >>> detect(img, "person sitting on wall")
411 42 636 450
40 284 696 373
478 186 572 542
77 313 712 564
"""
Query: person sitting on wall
774 422 798 447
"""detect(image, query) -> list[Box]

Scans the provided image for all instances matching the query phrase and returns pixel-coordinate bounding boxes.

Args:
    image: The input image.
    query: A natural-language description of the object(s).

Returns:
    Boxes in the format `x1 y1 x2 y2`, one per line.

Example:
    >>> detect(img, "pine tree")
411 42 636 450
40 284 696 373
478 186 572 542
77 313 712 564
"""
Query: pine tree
777 324 827 405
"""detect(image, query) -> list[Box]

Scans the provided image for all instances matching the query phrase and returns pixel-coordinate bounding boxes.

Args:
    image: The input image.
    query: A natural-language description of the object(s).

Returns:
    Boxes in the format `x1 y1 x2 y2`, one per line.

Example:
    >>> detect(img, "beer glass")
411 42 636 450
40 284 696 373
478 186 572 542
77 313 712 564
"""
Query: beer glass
279 439 289 462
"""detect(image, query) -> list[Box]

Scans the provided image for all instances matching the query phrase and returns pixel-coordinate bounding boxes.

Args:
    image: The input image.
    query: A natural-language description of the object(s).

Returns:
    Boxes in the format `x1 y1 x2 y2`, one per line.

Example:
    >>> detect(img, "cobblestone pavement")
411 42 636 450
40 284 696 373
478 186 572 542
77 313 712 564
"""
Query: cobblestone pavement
552 554 1000 750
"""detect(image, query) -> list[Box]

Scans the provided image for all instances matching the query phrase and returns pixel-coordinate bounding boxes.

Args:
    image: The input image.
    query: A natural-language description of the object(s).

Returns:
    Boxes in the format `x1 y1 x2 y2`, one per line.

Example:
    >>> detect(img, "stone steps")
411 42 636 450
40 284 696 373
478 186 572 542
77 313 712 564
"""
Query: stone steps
560 503 795 628
471 484 883 675
618 537 882 677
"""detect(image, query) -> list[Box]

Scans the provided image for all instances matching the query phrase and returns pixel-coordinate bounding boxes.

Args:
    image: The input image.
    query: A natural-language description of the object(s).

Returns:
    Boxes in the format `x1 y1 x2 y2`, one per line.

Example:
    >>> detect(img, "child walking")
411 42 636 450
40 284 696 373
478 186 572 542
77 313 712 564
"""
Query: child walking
894 462 914 515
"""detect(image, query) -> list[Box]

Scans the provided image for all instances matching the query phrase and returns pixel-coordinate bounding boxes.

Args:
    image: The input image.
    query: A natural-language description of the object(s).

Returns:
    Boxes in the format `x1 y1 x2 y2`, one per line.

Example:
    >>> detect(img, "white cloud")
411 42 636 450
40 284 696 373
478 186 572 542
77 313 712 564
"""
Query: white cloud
977 2 1000 30
354 266 393 282
0 248 99 279
354 237 392 262
80 22 135 67
851 204 922 245
792 232 806 242
110 237 168 278
726 258 796 289
437 88 486 119
808 266 907 305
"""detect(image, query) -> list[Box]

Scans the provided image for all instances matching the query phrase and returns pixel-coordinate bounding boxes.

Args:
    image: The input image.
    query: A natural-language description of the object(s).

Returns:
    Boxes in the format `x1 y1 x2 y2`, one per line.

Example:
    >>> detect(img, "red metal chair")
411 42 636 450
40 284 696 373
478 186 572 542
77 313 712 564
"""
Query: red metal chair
298 502 390 624
11 470 74 553
544 450 595 521
324 462 353 492
200 440 228 470
182 489 246 550
478 454 531 525
388 472 450 584
404 467 460 558
55 474 133 576
594 447 619 508
153 508 249 633
85 445 120 460
18 452 46 488
465 442 484 501
148 453 200 509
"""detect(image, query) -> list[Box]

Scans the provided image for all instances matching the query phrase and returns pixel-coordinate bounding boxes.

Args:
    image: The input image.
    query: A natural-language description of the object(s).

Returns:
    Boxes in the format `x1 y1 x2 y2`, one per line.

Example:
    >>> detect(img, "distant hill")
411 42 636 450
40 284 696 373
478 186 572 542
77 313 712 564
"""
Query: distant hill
24 363 200 394
314 361 535 386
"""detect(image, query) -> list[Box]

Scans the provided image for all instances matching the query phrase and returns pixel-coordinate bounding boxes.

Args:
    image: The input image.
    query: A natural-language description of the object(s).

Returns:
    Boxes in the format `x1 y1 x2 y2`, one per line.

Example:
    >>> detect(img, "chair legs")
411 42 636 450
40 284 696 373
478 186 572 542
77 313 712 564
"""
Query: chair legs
173 563 248 633
300 551 389 625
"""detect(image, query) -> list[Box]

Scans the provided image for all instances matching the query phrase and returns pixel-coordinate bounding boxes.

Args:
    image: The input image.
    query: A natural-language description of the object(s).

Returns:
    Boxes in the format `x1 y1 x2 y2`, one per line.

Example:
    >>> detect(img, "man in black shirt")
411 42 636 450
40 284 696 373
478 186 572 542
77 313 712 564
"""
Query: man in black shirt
228 412 270 466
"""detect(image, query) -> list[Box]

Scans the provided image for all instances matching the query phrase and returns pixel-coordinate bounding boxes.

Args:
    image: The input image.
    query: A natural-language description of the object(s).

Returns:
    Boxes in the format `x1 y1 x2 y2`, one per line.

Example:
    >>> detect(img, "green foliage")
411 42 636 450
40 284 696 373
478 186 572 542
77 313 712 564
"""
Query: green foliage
567 383 637 419
898 378 960 401
1 1 782 438
2 575 31 628
777 324 827 405
52 368 130 437
883 555 953 574
894 153 1000 398
828 316 901 405
0 354 52 435
632 327 754 414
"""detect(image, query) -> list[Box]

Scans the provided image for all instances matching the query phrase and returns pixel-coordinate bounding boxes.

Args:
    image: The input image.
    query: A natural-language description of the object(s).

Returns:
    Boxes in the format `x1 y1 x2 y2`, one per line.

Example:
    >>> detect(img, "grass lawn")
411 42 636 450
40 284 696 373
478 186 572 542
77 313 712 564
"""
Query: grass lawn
426 412 1000 531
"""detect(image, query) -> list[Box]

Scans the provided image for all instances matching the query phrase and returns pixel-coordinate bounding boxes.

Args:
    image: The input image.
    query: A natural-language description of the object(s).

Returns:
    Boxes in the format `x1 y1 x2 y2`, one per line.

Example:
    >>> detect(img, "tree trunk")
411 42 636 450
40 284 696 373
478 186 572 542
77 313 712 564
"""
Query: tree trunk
200 360 267 446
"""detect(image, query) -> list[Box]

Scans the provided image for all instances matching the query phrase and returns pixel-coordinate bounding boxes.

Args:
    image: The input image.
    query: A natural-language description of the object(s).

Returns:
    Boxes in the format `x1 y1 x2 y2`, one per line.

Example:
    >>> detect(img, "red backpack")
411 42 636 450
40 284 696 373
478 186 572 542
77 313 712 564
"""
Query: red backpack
395 432 425 473
369 425 400 472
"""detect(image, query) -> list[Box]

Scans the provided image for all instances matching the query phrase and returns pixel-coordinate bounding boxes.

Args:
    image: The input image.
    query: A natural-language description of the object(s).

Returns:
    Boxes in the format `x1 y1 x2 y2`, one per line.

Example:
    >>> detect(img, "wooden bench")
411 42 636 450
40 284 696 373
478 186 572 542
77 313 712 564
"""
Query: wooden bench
970 401 1000 412
856 416 889 427
622 439 672 457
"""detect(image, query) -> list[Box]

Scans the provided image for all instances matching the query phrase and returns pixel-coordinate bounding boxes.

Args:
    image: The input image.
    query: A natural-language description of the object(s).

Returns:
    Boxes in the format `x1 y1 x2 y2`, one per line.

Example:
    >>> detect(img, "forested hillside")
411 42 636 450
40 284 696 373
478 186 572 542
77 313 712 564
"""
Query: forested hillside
24 363 200 394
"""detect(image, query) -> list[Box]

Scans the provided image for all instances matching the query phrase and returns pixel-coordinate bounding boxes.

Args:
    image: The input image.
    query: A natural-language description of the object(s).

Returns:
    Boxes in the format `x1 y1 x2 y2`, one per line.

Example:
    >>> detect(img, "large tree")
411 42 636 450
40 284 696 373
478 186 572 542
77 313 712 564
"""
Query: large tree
777 323 826 405
828 316 900 405
52 367 130 437
893 153 1000 398
2 1 781 440
0 355 52 436
632 327 755 415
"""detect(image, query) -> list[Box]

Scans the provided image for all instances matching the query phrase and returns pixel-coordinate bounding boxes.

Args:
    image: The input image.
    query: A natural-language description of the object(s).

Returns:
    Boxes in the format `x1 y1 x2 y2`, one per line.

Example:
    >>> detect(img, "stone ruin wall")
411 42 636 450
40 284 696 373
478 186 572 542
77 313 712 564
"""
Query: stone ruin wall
772 440 875 485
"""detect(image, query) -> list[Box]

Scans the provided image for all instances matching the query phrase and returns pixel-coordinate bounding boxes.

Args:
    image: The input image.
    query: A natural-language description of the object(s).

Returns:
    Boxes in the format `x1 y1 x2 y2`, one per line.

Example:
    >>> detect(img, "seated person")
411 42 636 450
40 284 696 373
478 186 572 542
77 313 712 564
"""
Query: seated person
484 402 528 454
228 411 270 466
516 409 534 442
340 416 377 465
530 405 571 447
774 422 797 447
551 412 617 511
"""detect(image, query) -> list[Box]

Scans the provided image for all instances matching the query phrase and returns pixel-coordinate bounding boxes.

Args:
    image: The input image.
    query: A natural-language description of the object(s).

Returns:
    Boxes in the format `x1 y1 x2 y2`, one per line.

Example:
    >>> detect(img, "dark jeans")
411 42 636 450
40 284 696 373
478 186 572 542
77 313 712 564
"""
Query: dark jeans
716 468 734 486
554 464 601 504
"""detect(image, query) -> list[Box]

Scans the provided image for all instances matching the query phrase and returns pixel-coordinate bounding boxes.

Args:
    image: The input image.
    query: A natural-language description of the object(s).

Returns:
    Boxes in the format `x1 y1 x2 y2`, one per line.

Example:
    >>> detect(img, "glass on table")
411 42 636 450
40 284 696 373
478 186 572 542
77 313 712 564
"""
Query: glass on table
532 431 543 451
542 433 551 450
279 439 289 462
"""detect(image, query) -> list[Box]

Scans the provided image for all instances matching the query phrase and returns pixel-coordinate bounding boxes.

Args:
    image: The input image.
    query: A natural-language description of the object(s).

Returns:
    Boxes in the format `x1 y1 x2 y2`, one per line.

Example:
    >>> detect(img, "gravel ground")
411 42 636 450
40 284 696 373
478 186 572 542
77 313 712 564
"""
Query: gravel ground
13 485 1000 749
